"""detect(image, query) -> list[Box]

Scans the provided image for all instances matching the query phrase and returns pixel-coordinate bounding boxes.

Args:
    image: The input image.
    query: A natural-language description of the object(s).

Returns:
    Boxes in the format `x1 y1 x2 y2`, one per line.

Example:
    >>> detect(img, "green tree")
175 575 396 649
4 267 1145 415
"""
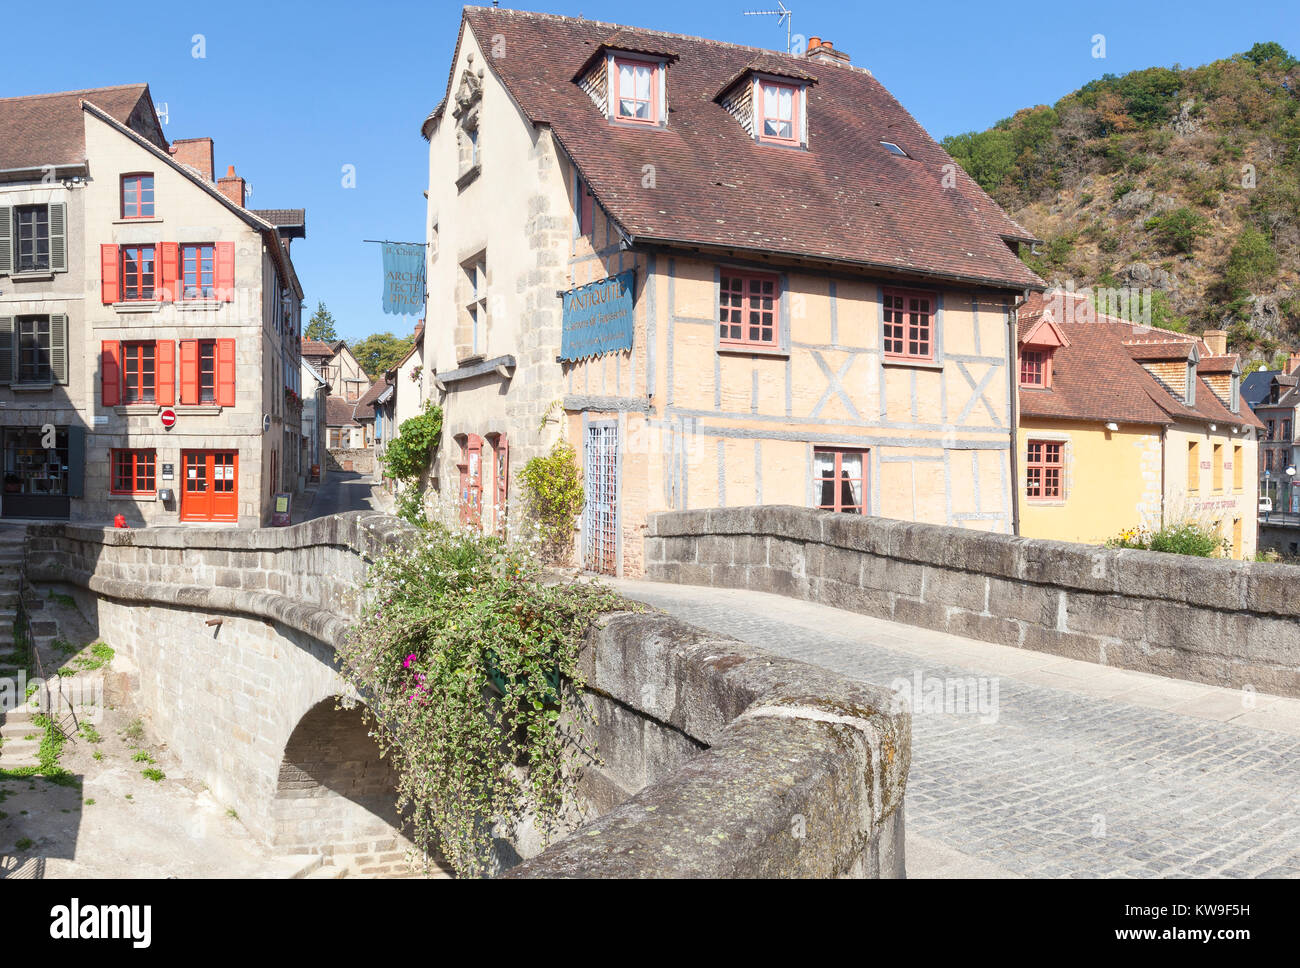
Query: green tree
1242 42 1297 69
305 302 338 342
1223 226 1279 294
1144 207 1210 254
352 331 415 379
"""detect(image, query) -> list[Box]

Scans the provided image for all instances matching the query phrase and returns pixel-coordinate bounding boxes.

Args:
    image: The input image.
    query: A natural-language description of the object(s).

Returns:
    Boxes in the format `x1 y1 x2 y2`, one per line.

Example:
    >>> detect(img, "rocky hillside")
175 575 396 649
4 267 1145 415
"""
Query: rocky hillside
944 43 1300 368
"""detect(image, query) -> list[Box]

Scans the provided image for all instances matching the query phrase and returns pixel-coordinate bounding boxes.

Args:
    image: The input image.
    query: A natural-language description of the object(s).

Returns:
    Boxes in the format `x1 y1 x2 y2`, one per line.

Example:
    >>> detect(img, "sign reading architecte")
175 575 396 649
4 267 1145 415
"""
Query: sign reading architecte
560 270 636 362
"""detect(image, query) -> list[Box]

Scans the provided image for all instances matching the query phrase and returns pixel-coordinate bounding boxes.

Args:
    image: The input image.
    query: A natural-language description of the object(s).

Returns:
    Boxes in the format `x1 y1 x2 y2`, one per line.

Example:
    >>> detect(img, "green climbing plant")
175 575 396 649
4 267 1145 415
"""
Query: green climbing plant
336 522 623 877
520 441 586 565
382 403 443 483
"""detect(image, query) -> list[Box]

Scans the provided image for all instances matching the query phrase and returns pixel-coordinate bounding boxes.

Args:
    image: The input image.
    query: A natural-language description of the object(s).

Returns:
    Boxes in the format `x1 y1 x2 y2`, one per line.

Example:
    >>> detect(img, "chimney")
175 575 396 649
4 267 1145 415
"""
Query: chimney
217 164 246 208
805 36 851 67
1203 329 1228 356
1289 352 1300 376
169 137 215 182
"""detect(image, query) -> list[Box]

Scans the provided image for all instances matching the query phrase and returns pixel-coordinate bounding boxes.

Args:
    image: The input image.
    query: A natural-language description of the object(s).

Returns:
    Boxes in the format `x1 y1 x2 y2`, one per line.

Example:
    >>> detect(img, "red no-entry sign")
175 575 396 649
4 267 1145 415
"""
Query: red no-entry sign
161 408 177 429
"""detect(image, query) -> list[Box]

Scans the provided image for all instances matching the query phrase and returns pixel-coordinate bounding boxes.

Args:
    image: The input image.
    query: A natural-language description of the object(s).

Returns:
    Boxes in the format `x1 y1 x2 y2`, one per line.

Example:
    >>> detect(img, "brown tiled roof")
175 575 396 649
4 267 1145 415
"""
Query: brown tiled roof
715 55 821 97
1018 292 1262 430
0 84 154 172
1198 355 1239 375
456 7 1042 291
325 395 361 428
352 379 389 420
1123 339 1197 362
301 339 335 358
252 208 305 227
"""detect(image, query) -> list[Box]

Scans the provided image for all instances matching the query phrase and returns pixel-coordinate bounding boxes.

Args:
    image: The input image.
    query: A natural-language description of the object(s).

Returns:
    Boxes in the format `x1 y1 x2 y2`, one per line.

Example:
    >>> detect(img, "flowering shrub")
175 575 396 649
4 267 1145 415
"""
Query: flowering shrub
336 519 623 876
1107 520 1230 558
519 441 585 564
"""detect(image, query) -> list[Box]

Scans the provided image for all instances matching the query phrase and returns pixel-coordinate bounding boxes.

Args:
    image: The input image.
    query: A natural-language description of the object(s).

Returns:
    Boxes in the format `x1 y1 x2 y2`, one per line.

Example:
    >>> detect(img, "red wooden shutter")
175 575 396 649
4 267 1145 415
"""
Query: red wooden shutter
156 339 176 406
216 338 236 407
495 434 509 538
179 340 198 405
100 245 119 304
101 341 121 406
215 242 235 302
159 242 179 302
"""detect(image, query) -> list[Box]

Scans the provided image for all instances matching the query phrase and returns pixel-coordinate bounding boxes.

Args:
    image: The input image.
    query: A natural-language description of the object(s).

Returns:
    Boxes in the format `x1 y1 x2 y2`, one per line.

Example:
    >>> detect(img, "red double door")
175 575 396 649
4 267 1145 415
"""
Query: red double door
180 451 238 522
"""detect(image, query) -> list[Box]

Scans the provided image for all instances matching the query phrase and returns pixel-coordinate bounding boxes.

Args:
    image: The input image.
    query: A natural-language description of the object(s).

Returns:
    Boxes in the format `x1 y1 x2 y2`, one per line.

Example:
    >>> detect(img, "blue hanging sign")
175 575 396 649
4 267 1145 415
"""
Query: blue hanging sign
560 270 636 362
381 243 426 316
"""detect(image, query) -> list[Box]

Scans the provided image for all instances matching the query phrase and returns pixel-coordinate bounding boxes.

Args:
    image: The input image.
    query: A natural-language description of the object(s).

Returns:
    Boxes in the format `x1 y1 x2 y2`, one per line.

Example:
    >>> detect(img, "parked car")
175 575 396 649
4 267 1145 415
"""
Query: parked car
1259 497 1273 514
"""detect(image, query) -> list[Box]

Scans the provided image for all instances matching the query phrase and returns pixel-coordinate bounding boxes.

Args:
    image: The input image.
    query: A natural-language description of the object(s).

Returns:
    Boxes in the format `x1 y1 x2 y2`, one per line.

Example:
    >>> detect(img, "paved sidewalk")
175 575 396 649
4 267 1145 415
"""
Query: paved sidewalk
611 579 1300 879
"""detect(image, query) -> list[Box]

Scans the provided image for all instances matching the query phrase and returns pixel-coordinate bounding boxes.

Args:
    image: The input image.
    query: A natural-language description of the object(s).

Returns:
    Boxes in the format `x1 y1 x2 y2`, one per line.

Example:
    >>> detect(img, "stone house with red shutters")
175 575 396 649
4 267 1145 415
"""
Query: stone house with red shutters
0 84 305 525
421 8 1045 576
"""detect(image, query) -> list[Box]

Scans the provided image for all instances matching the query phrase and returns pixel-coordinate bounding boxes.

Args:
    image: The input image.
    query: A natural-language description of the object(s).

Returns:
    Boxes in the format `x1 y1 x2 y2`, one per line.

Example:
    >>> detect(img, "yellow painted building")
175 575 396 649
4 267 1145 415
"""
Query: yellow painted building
1016 291 1261 558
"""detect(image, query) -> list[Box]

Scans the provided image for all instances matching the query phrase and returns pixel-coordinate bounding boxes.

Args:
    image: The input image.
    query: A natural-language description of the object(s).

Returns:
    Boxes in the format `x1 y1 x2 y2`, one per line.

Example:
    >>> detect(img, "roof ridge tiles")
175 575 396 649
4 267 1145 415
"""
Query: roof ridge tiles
0 83 148 103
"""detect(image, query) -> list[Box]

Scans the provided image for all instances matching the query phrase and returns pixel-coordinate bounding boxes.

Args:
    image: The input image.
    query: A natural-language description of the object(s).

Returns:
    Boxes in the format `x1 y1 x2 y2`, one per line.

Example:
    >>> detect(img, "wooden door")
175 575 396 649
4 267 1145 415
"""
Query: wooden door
180 450 238 522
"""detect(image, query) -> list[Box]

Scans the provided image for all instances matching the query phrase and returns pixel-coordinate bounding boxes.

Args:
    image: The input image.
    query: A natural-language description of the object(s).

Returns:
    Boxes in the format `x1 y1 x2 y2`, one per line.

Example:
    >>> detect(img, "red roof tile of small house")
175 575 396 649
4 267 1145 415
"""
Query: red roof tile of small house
1017 291 1261 430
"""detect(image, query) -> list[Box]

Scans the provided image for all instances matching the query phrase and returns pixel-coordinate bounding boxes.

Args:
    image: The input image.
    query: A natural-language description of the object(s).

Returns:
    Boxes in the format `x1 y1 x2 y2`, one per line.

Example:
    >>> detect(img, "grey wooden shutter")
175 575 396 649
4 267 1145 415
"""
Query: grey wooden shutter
0 206 11 275
48 202 67 272
67 424 85 499
50 313 69 384
0 316 13 384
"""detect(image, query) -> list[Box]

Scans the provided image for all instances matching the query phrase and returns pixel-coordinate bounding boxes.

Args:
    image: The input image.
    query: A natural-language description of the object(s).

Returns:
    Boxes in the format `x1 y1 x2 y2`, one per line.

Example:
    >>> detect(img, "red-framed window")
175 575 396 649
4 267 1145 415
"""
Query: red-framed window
883 288 935 361
613 56 660 124
120 245 156 301
111 449 156 495
1266 449 1275 472
1026 440 1065 501
719 270 780 348
1020 348 1053 387
179 338 235 406
814 449 867 514
756 78 800 145
182 243 216 300
121 174 155 219
122 341 156 404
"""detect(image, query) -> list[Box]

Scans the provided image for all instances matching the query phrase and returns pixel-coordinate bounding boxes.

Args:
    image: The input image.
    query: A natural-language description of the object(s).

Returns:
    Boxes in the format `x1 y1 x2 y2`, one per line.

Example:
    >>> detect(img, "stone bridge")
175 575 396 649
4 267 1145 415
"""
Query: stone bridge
18 513 910 878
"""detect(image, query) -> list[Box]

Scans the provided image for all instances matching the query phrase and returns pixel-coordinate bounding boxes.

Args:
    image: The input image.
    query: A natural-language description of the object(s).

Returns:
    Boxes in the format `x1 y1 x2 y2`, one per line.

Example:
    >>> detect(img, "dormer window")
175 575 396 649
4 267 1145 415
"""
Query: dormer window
1018 314 1069 390
880 141 910 158
613 56 662 125
715 64 814 148
1020 348 1053 388
757 79 800 144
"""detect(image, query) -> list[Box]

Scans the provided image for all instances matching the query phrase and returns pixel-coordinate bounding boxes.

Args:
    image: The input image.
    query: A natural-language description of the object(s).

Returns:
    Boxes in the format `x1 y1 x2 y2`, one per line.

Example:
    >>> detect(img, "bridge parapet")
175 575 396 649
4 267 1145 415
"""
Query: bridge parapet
19 512 910 878
647 506 1300 699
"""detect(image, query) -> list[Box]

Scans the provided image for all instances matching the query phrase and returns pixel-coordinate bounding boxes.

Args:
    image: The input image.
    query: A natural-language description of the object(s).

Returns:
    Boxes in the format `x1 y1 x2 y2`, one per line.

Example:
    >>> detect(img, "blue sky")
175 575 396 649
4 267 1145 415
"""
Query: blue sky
3 1 1296 342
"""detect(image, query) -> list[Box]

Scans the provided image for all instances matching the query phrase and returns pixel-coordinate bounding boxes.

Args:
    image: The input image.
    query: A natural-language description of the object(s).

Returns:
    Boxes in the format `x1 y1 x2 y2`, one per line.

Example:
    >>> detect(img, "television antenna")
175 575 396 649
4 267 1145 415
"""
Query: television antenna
743 2 794 54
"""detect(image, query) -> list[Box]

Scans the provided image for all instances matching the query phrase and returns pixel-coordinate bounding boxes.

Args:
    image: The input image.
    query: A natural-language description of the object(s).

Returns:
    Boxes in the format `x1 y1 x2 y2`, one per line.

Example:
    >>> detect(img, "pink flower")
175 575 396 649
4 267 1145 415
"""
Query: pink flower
403 654 417 669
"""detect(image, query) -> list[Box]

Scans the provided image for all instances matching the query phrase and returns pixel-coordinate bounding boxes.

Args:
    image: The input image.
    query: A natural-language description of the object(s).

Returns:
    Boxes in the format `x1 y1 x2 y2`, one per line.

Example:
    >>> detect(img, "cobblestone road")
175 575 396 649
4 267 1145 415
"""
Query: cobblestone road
614 580 1300 879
